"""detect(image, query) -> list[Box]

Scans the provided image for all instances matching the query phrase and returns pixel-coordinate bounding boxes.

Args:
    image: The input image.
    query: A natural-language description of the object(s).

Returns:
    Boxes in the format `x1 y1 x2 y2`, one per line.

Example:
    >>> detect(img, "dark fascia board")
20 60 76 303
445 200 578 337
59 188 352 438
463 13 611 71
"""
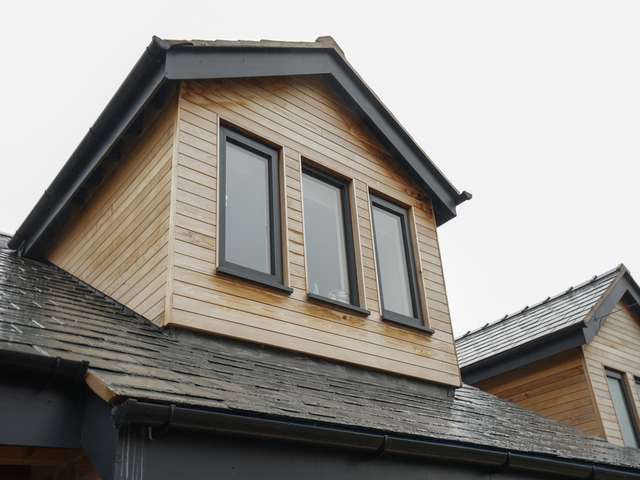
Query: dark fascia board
112 398 640 480
9 38 170 255
584 269 640 343
461 323 587 385
9 36 468 255
462 267 640 384
0 362 88 450
164 45 469 223
0 348 88 380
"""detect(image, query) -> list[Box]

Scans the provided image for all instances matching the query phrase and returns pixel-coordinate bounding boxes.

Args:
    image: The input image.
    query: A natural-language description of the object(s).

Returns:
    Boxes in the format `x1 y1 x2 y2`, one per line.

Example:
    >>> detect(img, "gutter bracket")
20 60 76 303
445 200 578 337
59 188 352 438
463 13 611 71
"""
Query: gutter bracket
361 434 388 461
491 452 511 473
147 403 175 441
38 357 61 393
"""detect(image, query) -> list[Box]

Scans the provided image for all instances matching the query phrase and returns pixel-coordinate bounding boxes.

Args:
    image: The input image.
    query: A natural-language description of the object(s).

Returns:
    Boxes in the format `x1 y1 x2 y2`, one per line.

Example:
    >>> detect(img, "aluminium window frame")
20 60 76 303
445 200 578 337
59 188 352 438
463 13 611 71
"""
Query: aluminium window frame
301 164 366 314
217 126 291 294
636 377 640 419
370 194 430 332
605 368 640 448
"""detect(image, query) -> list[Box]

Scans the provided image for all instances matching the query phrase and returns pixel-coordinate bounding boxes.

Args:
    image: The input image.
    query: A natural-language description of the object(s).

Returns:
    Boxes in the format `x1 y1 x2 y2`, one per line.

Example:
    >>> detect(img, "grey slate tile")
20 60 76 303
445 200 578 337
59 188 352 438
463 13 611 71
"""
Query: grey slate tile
456 266 621 367
0 235 639 471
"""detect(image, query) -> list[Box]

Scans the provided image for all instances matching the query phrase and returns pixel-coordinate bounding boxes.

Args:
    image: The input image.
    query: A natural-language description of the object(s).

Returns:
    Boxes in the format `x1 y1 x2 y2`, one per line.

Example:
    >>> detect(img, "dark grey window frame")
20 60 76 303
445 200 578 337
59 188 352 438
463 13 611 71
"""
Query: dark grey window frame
370 194 432 334
218 126 292 294
301 165 369 316
605 368 640 448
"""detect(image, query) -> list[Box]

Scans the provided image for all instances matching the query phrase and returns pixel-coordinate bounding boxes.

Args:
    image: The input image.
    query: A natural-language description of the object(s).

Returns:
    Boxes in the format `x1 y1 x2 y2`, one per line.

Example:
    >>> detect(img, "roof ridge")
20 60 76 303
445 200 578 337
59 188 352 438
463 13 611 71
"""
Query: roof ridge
456 264 624 341
162 36 347 57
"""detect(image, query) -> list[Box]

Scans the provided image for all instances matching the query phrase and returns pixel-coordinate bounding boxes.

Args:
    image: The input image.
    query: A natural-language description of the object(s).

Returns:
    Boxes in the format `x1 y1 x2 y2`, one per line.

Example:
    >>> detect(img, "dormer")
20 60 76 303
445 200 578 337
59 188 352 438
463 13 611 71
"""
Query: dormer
9 36 469 387
457 265 640 447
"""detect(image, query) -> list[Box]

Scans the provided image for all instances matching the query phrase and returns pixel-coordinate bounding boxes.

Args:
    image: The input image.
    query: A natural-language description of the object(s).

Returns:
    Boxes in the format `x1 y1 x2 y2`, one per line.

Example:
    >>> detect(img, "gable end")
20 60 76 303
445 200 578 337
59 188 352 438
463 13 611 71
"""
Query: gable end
10 36 468 257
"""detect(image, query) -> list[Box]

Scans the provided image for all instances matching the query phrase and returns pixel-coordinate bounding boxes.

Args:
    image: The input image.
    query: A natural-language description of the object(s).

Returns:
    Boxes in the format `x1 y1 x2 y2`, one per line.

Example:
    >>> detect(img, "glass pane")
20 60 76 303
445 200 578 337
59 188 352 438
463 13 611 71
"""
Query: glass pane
302 173 351 304
224 141 271 273
607 374 639 448
372 205 414 317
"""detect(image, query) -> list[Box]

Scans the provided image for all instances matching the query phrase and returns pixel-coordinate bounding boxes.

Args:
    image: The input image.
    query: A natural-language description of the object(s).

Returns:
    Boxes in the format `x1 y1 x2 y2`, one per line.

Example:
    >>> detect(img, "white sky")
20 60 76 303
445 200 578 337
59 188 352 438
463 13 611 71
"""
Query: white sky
1 1 638 337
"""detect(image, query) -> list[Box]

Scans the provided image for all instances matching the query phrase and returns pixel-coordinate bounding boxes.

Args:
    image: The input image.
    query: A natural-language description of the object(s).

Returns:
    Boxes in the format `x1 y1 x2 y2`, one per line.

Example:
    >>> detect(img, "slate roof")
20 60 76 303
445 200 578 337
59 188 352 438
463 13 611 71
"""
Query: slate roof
456 266 623 368
1 235 639 470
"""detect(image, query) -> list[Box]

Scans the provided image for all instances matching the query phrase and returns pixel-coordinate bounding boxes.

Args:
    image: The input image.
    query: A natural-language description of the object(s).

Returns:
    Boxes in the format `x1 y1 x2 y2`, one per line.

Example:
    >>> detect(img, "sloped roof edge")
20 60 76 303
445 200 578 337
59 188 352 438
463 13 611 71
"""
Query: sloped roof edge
458 265 640 383
583 266 640 342
9 36 469 255
1 236 640 472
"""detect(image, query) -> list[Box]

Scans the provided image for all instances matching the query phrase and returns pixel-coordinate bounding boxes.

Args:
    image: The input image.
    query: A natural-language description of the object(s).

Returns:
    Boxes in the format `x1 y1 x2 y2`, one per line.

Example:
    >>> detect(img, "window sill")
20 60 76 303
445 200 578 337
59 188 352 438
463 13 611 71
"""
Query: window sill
307 293 370 317
382 312 435 335
216 265 294 295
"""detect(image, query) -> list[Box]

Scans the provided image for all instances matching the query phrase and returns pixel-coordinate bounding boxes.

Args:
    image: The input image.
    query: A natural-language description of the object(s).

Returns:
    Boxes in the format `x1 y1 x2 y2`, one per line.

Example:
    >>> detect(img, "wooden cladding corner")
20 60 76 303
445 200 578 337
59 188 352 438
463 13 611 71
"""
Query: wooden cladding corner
47 95 179 326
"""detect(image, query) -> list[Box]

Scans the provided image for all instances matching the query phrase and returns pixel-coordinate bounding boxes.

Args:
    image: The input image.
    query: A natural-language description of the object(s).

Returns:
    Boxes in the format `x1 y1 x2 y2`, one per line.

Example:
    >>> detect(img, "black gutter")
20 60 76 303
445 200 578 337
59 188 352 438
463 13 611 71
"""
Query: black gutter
0 348 88 380
8 37 171 255
460 322 587 385
112 399 640 480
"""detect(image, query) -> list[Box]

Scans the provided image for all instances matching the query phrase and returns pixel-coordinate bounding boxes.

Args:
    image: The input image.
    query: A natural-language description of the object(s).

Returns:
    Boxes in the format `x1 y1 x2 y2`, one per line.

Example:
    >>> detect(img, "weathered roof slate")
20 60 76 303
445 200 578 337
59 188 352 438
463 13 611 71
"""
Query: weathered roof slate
456 266 623 368
1 235 639 470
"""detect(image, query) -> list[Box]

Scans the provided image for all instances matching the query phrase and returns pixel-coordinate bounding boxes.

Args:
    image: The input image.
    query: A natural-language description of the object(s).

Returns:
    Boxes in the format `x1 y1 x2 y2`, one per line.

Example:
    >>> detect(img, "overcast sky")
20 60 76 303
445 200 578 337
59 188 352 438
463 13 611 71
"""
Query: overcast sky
1 1 638 337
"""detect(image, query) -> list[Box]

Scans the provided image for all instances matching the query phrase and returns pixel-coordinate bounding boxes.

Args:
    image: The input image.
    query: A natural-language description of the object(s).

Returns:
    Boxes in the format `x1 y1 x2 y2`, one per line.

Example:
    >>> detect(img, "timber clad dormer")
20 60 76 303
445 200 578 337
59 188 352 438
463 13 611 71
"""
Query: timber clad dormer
20 37 470 386
457 265 640 447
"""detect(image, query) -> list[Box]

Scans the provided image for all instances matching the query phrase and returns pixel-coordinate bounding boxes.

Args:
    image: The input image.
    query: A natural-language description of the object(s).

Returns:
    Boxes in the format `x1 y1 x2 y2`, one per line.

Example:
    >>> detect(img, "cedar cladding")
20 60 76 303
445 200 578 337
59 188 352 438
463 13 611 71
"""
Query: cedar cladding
582 301 640 446
46 76 460 386
477 349 604 438
48 96 178 325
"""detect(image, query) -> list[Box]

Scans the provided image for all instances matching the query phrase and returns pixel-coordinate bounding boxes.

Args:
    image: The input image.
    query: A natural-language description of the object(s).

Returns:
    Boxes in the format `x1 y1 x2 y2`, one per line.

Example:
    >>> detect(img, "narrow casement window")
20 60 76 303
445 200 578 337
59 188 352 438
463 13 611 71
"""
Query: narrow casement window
218 127 288 292
302 167 361 310
606 369 640 448
370 195 424 329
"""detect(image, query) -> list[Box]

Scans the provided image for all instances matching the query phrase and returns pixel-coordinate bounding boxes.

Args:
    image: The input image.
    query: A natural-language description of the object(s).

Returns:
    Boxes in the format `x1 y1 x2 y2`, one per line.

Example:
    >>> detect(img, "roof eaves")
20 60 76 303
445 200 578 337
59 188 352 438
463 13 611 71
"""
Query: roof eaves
2 244 640 472
456 264 624 343
112 398 640 479
9 36 171 254
460 322 588 383
458 265 640 380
